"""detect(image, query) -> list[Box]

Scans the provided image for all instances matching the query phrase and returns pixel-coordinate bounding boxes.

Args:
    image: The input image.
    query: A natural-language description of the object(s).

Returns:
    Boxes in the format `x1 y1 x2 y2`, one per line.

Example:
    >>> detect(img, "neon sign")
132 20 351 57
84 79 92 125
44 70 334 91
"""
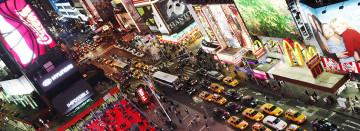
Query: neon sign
137 87 149 103
42 64 74 87
282 40 317 66
17 5 53 45
252 40 266 59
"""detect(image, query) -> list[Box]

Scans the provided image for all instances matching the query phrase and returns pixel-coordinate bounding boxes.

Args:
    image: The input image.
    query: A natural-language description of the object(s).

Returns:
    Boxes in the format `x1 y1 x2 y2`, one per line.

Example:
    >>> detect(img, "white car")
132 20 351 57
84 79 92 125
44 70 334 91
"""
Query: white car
262 115 287 131
135 52 145 57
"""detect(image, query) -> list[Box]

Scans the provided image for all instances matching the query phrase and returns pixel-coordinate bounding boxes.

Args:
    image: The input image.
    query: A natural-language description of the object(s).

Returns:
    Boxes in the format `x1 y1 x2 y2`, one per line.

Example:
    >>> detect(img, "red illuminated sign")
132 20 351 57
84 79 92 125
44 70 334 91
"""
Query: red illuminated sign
0 0 56 67
136 87 149 103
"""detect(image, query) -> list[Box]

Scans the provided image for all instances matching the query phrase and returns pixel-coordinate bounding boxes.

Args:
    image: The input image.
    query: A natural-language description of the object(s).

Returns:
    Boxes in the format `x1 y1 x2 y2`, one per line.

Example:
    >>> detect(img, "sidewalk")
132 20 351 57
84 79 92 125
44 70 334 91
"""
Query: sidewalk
217 63 360 121
140 96 233 131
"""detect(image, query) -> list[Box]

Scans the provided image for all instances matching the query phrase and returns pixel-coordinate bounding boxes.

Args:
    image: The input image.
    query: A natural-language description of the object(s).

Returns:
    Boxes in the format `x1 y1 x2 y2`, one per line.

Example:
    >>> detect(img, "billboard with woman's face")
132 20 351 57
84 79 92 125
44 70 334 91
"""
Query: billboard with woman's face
234 0 302 40
0 0 56 68
298 1 360 73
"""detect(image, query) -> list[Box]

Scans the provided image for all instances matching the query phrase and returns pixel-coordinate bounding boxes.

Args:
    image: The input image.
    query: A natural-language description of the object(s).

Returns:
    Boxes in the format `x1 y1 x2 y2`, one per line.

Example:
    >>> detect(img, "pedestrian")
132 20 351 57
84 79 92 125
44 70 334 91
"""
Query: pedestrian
168 107 172 112
282 93 285 99
179 119 183 126
264 95 269 102
305 90 309 96
204 115 207 121
205 123 209 130
185 108 189 114
355 96 359 101
175 111 179 117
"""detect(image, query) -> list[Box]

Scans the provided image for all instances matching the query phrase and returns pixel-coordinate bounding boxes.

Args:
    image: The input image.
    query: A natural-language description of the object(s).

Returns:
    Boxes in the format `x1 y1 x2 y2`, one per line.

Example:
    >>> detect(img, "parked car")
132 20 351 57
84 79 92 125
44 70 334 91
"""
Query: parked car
196 68 208 77
310 118 339 131
263 116 287 131
212 108 230 120
225 89 243 100
225 102 244 113
242 95 258 108
208 71 224 81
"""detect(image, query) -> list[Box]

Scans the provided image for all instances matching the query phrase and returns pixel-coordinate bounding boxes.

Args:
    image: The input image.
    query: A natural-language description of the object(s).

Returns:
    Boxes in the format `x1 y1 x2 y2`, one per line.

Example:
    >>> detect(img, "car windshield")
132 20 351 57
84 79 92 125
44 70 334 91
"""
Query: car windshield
294 112 301 117
273 118 280 124
260 126 267 131
215 85 220 89
228 79 233 82
215 73 221 77
204 94 210 97
216 96 223 100
250 111 258 116
235 119 242 125
269 106 277 111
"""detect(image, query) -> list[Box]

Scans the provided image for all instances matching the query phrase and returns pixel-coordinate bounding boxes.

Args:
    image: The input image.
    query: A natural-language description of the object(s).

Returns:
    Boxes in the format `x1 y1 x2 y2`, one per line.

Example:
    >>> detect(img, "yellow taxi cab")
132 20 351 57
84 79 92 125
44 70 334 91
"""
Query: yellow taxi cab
223 76 239 87
242 108 264 121
212 94 227 105
227 116 249 130
286 124 307 131
140 64 148 70
284 109 307 124
260 103 283 117
252 122 271 131
199 91 213 101
131 61 143 68
130 69 141 79
209 83 225 93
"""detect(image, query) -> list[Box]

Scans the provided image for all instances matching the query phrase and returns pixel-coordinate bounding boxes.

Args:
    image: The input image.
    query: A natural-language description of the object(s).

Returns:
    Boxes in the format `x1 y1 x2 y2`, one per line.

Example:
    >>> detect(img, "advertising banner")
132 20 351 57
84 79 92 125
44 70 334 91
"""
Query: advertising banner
0 75 34 96
298 1 360 73
52 80 94 116
234 0 302 40
89 0 114 21
136 6 161 33
37 60 78 92
80 0 102 22
0 0 56 67
252 69 268 80
137 87 149 103
235 66 252 74
155 0 194 34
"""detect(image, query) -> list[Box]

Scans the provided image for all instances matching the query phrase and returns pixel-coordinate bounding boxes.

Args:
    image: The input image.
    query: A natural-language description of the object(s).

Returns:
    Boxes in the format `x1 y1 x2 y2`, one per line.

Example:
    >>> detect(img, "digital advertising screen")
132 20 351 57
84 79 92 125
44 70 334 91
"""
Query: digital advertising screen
0 0 56 68
155 0 194 34
90 0 114 20
298 1 360 73
234 0 302 40
51 79 94 116
0 75 34 96
37 60 78 92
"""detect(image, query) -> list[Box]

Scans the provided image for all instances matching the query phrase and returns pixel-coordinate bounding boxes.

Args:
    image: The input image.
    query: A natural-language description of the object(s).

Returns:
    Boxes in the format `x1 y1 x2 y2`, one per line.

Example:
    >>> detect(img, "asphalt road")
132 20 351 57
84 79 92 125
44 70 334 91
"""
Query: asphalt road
81 39 360 131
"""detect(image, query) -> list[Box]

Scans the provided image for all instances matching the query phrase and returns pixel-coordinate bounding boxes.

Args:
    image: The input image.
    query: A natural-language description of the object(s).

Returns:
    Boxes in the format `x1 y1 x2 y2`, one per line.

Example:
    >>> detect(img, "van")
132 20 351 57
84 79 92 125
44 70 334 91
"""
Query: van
208 71 224 81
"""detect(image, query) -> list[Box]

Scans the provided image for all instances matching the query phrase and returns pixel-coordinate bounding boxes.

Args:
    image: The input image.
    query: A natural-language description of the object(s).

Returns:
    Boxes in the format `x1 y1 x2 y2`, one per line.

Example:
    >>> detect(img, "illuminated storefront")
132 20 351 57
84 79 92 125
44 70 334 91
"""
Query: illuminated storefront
159 22 201 44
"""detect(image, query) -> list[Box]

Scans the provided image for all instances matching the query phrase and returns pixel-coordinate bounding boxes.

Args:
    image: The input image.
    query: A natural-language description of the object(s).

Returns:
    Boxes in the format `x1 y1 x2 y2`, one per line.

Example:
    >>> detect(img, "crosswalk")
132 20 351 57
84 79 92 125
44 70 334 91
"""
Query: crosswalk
182 66 196 77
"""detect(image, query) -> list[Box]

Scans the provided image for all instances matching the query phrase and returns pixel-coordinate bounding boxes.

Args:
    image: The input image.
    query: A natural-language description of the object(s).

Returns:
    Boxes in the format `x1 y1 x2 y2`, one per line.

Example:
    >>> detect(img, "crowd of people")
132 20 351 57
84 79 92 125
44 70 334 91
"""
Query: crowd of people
83 99 157 131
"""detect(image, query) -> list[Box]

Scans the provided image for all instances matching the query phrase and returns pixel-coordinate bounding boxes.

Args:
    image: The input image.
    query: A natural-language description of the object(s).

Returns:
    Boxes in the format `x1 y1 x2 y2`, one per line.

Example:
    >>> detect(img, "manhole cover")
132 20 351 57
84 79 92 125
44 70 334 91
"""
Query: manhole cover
306 109 315 113
193 97 204 103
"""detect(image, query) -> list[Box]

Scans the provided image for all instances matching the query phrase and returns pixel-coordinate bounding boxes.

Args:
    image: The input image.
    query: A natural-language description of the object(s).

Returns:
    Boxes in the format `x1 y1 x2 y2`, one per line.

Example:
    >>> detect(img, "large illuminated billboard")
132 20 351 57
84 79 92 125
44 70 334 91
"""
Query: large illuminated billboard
298 1 360 73
234 0 302 40
0 0 56 68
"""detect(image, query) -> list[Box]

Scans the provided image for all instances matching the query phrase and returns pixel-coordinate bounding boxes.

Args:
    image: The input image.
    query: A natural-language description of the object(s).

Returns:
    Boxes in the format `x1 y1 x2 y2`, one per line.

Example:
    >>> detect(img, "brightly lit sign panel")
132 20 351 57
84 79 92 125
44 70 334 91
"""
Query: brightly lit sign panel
52 80 94 116
282 40 317 66
0 75 34 96
0 0 56 67
137 87 149 103
37 60 77 92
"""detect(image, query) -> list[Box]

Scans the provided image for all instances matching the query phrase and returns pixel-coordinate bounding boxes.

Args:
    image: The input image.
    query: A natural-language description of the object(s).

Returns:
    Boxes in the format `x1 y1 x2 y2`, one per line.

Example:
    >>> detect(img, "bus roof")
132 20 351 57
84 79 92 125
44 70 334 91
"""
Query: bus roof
152 71 178 83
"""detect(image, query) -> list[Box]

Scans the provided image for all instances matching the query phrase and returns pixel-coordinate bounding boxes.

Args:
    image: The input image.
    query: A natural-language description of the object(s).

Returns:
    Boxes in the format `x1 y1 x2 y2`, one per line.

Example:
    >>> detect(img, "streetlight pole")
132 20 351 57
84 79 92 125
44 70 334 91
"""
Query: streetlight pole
201 105 209 117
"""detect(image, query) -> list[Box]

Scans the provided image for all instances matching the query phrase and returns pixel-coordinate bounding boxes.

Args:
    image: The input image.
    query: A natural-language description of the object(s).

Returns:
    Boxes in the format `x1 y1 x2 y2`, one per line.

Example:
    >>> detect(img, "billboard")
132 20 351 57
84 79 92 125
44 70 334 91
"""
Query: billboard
298 1 360 73
234 0 302 40
155 0 194 34
52 79 94 116
90 0 114 21
136 6 161 33
0 0 56 67
37 60 78 92
0 75 34 96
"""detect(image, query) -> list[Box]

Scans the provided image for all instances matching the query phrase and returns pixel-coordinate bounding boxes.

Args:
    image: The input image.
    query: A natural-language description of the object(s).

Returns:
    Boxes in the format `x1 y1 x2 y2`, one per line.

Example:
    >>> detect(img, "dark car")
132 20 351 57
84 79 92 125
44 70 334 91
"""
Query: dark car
200 80 211 88
184 78 198 86
225 102 244 113
196 68 208 77
241 95 258 108
186 87 197 96
212 108 230 120
225 89 243 100
311 118 339 131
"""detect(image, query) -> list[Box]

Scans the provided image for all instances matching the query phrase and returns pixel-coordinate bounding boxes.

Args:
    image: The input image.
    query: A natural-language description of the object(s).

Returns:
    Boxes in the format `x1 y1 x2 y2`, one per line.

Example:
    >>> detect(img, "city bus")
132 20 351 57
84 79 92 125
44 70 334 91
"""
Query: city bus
152 71 181 90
